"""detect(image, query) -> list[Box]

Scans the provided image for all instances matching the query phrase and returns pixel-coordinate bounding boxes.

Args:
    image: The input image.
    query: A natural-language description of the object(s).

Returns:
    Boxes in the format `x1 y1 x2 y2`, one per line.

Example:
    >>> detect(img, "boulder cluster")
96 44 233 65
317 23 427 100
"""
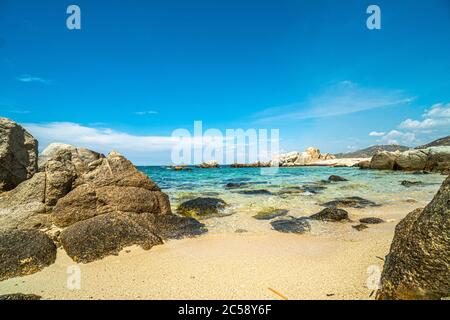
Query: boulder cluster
271 147 335 167
361 147 450 172
0 118 206 280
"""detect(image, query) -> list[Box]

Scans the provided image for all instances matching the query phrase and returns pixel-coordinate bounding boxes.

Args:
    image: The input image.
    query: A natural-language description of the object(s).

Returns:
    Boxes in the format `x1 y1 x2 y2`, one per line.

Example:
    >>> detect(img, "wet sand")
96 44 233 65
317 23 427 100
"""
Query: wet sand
0 203 411 300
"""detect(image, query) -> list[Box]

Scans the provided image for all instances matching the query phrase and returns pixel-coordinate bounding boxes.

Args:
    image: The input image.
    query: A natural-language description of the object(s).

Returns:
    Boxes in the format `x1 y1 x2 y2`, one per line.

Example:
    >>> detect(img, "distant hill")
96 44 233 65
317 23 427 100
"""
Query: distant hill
334 145 410 159
415 136 450 149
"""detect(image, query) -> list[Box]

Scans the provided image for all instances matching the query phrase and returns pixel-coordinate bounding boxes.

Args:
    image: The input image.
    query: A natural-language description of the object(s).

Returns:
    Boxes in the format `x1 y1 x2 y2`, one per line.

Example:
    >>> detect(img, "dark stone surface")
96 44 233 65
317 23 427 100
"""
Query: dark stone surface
328 175 348 182
400 180 423 187
253 208 289 220
309 208 350 222
236 189 273 195
360 217 385 224
271 218 311 234
177 197 228 218
352 224 369 231
0 293 41 300
60 212 164 264
377 176 450 300
321 196 379 209
0 230 57 281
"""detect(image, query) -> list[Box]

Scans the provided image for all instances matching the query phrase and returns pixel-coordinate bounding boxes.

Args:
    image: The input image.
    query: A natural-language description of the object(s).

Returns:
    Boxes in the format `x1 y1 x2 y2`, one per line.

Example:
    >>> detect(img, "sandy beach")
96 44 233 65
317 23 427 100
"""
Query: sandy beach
0 203 416 300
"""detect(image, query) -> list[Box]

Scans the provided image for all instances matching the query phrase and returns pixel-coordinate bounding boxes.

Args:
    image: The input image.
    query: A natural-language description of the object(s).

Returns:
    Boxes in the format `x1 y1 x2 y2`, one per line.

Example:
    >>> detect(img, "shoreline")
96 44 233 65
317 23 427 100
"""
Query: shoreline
0 202 417 300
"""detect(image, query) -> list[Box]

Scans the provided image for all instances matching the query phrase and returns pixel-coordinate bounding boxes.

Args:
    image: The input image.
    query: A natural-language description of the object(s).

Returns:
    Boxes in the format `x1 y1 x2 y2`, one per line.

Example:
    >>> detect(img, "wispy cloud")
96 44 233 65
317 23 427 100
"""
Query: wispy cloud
369 131 385 137
134 110 158 116
253 82 414 123
16 75 51 84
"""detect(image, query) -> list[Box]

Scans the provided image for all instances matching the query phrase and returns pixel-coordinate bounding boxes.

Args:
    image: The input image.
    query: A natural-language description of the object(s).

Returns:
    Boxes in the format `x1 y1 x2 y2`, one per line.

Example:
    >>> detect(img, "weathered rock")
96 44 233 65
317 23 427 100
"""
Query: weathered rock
395 149 428 171
0 293 41 300
38 143 102 172
177 197 228 219
302 184 327 194
0 173 47 230
376 176 450 300
0 117 38 192
0 229 56 281
271 147 335 167
309 208 349 222
277 187 305 195
143 213 207 239
52 184 171 227
328 175 348 182
370 151 400 170
357 160 371 169
197 160 219 168
271 218 311 234
424 147 450 172
359 217 384 224
253 208 288 220
321 196 379 209
401 180 422 187
60 212 164 263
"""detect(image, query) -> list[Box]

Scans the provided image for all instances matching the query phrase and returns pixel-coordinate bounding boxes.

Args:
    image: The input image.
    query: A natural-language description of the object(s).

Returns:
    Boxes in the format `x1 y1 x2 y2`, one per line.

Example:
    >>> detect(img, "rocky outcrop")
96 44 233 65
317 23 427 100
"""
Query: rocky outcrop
321 196 379 209
0 229 57 281
197 160 219 168
370 151 400 170
328 175 348 182
1 132 207 270
376 176 450 300
271 147 336 167
368 147 450 172
0 117 38 192
253 208 288 220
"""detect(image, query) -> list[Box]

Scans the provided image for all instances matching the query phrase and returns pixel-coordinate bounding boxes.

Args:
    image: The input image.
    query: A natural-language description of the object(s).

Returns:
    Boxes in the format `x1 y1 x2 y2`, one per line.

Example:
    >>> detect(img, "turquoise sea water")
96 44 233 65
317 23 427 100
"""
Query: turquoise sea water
139 167 445 229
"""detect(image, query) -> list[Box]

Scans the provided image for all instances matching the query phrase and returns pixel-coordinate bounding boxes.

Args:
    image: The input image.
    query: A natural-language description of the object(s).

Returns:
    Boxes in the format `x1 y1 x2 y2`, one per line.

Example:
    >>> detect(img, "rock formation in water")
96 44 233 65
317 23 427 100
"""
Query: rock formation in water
0 117 38 192
376 175 450 300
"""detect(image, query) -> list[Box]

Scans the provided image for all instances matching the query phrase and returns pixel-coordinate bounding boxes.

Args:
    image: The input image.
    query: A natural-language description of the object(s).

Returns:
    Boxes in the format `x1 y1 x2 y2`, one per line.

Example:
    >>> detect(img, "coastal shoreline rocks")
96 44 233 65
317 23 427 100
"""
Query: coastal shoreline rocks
0 118 207 279
376 175 450 300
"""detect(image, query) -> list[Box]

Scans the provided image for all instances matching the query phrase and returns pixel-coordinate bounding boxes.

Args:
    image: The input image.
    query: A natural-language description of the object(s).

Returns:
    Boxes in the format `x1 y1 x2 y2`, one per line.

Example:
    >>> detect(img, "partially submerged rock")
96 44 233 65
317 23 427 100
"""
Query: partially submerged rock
376 176 450 300
0 117 38 192
224 182 249 189
401 180 423 187
253 208 288 220
271 218 311 234
197 160 219 168
309 208 349 222
0 229 57 281
370 151 400 170
236 189 273 195
177 197 228 219
328 175 348 182
321 196 379 209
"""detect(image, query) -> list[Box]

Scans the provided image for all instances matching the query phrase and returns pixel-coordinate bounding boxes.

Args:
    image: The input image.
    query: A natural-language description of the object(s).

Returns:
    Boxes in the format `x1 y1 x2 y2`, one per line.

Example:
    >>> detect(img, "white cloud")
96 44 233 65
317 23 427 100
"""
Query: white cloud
378 130 416 146
369 131 385 137
399 103 450 130
134 110 158 116
16 75 51 84
254 82 414 123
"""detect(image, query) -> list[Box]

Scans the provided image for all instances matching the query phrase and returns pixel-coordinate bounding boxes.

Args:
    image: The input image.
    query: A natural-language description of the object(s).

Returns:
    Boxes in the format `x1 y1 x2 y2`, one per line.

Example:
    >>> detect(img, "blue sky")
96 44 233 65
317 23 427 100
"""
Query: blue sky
0 0 449 164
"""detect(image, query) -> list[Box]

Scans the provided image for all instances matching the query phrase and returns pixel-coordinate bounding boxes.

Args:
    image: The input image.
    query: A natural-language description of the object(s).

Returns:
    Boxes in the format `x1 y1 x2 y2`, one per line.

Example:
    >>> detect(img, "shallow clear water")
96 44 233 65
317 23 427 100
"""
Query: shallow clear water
138 166 446 234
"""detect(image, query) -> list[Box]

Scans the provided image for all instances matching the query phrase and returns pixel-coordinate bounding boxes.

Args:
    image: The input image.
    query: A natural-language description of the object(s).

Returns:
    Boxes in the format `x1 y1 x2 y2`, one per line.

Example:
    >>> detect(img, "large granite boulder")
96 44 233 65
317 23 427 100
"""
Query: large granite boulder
395 149 428 171
424 147 450 172
376 176 450 300
0 117 38 192
0 229 57 281
370 151 400 170
272 147 335 167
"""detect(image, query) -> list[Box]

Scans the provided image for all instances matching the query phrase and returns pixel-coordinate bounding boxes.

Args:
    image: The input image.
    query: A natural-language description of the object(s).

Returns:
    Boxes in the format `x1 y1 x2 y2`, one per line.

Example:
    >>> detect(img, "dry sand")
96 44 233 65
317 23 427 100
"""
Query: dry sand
0 210 404 300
